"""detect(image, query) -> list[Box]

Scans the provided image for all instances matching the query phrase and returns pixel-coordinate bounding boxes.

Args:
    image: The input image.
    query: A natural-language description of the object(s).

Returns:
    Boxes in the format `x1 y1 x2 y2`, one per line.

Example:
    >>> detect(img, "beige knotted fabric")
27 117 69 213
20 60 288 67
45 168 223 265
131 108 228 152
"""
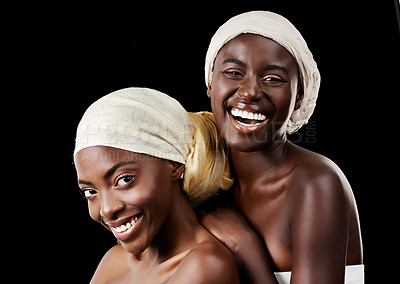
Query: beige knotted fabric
205 11 321 134
184 111 233 204
74 87 233 206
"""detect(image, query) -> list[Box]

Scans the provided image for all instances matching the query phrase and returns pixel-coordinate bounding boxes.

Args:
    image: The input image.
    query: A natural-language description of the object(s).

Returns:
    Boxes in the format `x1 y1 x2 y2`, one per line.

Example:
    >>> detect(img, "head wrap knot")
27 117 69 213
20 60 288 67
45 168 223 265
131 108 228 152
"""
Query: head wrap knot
74 87 233 206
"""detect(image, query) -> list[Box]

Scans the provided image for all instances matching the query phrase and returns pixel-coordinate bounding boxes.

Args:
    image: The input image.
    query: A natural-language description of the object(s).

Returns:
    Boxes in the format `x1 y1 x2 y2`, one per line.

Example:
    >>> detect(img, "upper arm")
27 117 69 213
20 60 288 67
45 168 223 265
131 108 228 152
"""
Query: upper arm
290 166 350 283
168 243 239 284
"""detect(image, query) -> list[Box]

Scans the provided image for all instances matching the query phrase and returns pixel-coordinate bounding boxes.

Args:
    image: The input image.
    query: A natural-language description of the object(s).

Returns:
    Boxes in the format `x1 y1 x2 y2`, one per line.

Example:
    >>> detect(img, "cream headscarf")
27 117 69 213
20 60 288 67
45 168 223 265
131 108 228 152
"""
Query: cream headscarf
74 87 233 206
205 11 321 134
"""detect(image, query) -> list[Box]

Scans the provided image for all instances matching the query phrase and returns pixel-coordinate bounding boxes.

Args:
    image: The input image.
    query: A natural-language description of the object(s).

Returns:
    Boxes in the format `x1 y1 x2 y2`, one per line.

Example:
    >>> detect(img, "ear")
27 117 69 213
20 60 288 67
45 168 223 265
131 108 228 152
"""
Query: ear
207 84 212 98
294 84 304 110
169 162 185 181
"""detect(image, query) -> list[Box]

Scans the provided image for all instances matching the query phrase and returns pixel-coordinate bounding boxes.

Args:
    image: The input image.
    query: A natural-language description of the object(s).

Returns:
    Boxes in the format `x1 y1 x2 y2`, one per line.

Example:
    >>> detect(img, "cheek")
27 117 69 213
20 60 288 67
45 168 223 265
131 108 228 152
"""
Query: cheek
127 186 169 209
146 183 174 215
271 88 296 119
209 93 222 120
88 202 101 223
133 171 175 217
209 82 230 123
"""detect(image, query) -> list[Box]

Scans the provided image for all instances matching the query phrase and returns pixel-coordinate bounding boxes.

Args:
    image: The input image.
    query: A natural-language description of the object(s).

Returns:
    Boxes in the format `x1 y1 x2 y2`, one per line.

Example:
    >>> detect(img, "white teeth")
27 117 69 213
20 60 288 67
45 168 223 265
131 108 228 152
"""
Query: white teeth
231 108 267 121
113 215 139 233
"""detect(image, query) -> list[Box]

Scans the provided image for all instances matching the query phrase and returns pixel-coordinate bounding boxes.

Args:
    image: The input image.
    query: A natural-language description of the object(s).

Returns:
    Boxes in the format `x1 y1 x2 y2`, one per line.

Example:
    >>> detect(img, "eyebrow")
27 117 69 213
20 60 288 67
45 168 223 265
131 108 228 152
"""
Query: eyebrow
78 160 137 186
103 161 137 180
222 58 247 68
78 180 94 186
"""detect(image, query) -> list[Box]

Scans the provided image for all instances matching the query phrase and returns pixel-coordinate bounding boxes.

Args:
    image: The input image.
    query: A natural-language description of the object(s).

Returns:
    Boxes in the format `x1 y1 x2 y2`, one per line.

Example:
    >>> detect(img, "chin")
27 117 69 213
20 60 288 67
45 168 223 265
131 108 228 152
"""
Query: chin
120 238 149 256
230 139 272 152
223 126 279 152
224 132 267 152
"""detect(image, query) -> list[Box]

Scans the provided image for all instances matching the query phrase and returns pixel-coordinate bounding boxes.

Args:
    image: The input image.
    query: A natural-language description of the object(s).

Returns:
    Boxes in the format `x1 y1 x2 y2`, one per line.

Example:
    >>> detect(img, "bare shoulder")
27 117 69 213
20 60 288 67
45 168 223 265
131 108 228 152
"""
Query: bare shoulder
90 244 130 283
286 143 362 227
289 143 352 194
171 239 239 284
286 143 363 278
285 142 360 220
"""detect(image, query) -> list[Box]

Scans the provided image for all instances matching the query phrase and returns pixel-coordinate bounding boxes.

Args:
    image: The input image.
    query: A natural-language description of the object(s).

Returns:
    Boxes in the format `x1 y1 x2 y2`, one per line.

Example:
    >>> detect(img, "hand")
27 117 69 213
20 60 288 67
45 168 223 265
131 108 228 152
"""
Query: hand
198 206 256 251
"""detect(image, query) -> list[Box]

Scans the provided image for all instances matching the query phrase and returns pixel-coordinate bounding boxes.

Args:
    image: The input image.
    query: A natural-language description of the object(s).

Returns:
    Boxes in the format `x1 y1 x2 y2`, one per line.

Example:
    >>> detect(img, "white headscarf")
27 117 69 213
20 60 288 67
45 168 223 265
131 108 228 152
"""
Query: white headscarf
74 87 232 206
205 11 321 134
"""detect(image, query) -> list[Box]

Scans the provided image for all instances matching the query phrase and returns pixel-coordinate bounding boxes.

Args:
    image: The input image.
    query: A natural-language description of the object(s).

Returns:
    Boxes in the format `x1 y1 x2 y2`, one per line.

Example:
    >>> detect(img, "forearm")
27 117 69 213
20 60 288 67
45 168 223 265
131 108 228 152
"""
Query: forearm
197 206 278 284
230 234 278 284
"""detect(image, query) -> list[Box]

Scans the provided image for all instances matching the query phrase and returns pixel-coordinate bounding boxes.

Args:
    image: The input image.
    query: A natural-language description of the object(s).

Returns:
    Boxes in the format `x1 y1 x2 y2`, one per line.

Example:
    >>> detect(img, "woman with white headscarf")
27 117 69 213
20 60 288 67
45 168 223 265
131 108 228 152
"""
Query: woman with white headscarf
74 87 238 283
200 11 364 283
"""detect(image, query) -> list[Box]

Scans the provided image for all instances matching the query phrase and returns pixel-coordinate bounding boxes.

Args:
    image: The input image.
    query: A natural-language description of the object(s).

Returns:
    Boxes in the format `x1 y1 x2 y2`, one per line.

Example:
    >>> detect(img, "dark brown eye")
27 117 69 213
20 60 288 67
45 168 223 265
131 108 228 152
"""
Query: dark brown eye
223 69 244 78
83 188 98 198
115 175 134 187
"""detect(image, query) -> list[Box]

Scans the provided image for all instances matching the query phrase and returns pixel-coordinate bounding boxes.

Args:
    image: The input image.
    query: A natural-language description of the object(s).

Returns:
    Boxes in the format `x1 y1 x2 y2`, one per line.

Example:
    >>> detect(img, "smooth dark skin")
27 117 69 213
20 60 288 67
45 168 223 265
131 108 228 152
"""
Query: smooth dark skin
75 146 239 284
201 34 363 283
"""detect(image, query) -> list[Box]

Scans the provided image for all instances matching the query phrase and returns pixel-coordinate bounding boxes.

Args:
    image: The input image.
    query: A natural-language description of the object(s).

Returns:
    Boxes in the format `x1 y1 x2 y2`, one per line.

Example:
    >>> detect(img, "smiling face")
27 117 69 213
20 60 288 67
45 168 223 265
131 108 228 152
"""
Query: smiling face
75 146 183 255
207 34 303 152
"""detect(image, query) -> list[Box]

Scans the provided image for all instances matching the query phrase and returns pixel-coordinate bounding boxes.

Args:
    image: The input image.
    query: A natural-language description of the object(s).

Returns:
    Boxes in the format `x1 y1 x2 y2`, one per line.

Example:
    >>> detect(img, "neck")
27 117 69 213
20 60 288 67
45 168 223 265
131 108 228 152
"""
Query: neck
147 186 202 262
230 140 290 186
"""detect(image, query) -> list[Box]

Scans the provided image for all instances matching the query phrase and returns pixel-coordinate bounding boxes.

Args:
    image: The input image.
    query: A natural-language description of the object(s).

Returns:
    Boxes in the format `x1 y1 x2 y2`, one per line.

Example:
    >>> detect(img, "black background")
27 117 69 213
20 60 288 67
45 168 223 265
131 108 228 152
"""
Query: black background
38 1 400 283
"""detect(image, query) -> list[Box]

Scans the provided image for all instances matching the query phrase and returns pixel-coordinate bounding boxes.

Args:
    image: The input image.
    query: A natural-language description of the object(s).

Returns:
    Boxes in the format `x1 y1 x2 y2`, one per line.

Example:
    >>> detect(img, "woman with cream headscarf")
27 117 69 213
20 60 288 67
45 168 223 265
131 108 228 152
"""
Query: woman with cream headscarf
74 87 238 283
200 11 364 283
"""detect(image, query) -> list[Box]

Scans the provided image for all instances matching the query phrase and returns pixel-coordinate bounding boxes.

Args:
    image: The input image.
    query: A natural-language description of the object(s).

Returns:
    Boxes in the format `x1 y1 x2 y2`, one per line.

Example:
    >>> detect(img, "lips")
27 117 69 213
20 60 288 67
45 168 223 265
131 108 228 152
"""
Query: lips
231 107 268 125
228 106 271 132
106 212 143 241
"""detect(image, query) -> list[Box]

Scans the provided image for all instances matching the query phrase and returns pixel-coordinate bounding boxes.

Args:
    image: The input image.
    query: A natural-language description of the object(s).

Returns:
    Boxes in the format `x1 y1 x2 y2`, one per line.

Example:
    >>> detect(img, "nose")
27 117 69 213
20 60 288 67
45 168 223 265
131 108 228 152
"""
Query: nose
237 76 263 101
100 190 125 220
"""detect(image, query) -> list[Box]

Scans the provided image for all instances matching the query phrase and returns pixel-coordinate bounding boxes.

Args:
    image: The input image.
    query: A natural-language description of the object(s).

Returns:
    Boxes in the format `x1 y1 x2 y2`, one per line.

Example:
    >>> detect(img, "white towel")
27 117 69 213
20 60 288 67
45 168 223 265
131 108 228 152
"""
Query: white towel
274 264 365 283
